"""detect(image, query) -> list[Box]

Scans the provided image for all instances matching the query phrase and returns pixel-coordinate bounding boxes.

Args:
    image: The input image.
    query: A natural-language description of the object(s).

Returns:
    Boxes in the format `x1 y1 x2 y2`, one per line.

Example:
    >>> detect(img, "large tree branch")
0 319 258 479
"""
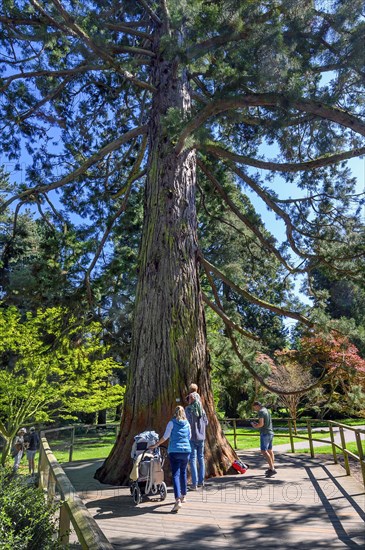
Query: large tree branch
0 125 148 212
160 0 171 35
136 0 162 25
214 158 318 261
229 162 365 271
85 185 133 305
196 182 271 266
197 159 295 272
202 294 259 341
187 31 248 60
176 94 365 153
202 261 259 342
228 333 339 396
48 0 155 92
187 10 275 60
108 45 155 58
85 135 148 302
0 14 45 27
15 74 74 122
104 23 153 41
29 0 76 35
202 143 365 173
0 64 107 93
200 256 313 328
202 263 330 395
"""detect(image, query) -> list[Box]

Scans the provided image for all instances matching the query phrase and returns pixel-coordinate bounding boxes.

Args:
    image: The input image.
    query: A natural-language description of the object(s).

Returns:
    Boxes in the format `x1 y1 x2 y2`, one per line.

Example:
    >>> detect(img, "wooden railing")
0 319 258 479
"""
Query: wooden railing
42 423 119 462
39 432 114 549
36 417 364 548
221 418 365 485
328 421 365 485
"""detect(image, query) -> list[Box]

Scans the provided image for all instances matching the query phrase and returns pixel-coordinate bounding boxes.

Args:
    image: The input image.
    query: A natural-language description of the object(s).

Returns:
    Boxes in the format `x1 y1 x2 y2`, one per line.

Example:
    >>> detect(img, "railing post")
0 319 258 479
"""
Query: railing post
288 419 295 453
339 425 350 476
307 419 314 458
47 471 56 505
329 422 338 464
59 502 71 546
233 419 237 450
69 427 75 462
355 430 365 486
39 444 50 494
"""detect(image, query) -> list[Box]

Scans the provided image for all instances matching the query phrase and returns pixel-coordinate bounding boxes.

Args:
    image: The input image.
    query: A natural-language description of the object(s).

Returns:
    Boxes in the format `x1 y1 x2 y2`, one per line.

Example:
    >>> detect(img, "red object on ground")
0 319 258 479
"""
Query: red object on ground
232 460 249 474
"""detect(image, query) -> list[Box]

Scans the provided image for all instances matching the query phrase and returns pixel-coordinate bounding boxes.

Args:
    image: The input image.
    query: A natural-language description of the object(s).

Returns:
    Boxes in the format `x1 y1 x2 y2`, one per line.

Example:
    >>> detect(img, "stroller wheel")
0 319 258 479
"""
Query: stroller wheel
159 482 167 501
133 485 142 505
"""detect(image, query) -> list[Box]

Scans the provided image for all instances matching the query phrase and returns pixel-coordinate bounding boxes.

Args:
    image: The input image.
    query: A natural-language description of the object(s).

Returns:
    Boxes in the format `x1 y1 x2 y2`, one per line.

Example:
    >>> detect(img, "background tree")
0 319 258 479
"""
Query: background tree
0 1 364 483
299 333 365 418
263 351 318 431
310 268 365 355
256 334 365 424
0 305 124 464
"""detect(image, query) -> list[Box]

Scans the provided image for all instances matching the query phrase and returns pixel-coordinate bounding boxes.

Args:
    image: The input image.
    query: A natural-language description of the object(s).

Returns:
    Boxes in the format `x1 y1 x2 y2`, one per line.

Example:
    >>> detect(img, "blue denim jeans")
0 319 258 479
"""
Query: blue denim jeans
260 433 274 451
169 452 190 499
189 440 205 486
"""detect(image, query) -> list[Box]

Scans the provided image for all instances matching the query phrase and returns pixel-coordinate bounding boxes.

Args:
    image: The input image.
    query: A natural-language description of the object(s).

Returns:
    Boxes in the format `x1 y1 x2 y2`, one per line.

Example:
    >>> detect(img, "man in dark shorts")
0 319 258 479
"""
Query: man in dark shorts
251 401 276 477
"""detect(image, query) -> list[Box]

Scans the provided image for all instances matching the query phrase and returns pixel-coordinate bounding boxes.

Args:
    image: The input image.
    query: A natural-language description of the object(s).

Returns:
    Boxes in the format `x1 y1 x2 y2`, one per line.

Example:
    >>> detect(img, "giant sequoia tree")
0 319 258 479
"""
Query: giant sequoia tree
0 0 364 483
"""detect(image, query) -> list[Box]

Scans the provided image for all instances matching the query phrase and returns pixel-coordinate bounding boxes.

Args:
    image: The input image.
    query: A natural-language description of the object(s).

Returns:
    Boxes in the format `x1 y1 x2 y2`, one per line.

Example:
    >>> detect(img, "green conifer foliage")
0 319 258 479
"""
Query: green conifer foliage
0 0 364 482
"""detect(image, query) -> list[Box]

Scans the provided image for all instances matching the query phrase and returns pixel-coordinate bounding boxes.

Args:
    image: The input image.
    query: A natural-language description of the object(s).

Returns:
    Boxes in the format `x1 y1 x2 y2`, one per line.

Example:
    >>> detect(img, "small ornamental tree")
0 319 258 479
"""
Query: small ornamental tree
264 351 318 431
259 334 365 422
299 334 365 417
0 306 124 465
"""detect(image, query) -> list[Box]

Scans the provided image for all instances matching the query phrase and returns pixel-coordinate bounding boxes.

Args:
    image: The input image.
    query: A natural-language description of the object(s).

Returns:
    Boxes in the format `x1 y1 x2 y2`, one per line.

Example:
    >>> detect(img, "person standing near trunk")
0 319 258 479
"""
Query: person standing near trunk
251 401 276 477
149 406 191 513
186 385 208 490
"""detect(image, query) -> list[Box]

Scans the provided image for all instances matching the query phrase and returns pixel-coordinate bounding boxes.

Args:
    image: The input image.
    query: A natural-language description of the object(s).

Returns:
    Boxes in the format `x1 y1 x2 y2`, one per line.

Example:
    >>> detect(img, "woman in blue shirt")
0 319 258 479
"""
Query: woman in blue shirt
150 406 191 513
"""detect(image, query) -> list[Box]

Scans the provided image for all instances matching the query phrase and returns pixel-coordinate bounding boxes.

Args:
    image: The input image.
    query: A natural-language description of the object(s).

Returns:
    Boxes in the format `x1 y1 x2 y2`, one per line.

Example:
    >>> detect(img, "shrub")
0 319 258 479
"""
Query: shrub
0 468 62 549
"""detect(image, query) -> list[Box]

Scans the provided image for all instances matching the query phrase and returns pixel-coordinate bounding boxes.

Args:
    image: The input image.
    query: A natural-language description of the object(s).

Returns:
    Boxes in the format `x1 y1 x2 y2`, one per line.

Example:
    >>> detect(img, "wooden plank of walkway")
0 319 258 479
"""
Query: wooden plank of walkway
63 451 365 549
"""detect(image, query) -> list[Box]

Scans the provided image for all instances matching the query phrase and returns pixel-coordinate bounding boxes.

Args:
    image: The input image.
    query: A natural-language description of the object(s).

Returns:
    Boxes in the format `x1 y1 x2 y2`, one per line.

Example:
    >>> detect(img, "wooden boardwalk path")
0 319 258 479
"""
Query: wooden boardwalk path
63 451 364 549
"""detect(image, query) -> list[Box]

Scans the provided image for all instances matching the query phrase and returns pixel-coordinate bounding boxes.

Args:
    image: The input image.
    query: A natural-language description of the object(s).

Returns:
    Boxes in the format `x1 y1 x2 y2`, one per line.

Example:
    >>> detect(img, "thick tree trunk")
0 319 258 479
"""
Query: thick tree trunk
95 40 236 486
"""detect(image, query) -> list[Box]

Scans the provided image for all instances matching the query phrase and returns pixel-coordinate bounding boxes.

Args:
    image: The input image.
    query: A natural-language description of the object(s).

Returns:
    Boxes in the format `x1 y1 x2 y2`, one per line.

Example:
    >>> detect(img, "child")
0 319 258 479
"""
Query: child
186 383 203 419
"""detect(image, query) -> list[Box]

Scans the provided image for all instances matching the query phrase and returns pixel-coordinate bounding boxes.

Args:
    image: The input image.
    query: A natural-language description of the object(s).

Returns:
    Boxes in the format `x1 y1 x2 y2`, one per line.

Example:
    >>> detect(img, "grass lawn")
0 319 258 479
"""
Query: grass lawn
13 418 360 463
51 428 335 458
299 441 364 455
50 432 117 462
51 431 333 459
54 444 115 462
224 428 331 450
332 419 365 427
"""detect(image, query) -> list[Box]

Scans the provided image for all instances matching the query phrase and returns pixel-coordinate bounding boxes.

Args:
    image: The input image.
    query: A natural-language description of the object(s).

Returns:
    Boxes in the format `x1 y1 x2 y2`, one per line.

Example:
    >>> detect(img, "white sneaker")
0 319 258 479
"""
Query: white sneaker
171 500 182 513
181 496 186 503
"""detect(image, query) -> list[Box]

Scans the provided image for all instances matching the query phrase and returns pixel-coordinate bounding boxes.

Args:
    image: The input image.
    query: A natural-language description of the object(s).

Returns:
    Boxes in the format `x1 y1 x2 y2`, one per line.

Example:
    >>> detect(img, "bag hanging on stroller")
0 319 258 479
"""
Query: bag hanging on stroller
129 430 167 505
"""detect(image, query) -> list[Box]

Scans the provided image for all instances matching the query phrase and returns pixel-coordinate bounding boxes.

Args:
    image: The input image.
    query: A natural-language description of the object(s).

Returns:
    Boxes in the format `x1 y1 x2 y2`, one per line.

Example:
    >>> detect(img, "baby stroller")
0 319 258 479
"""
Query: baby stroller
129 430 167 505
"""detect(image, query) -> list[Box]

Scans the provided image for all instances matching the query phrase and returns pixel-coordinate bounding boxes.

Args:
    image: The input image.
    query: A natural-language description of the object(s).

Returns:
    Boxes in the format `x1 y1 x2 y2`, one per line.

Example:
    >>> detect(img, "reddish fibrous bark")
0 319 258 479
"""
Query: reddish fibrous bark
95 37 236 486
